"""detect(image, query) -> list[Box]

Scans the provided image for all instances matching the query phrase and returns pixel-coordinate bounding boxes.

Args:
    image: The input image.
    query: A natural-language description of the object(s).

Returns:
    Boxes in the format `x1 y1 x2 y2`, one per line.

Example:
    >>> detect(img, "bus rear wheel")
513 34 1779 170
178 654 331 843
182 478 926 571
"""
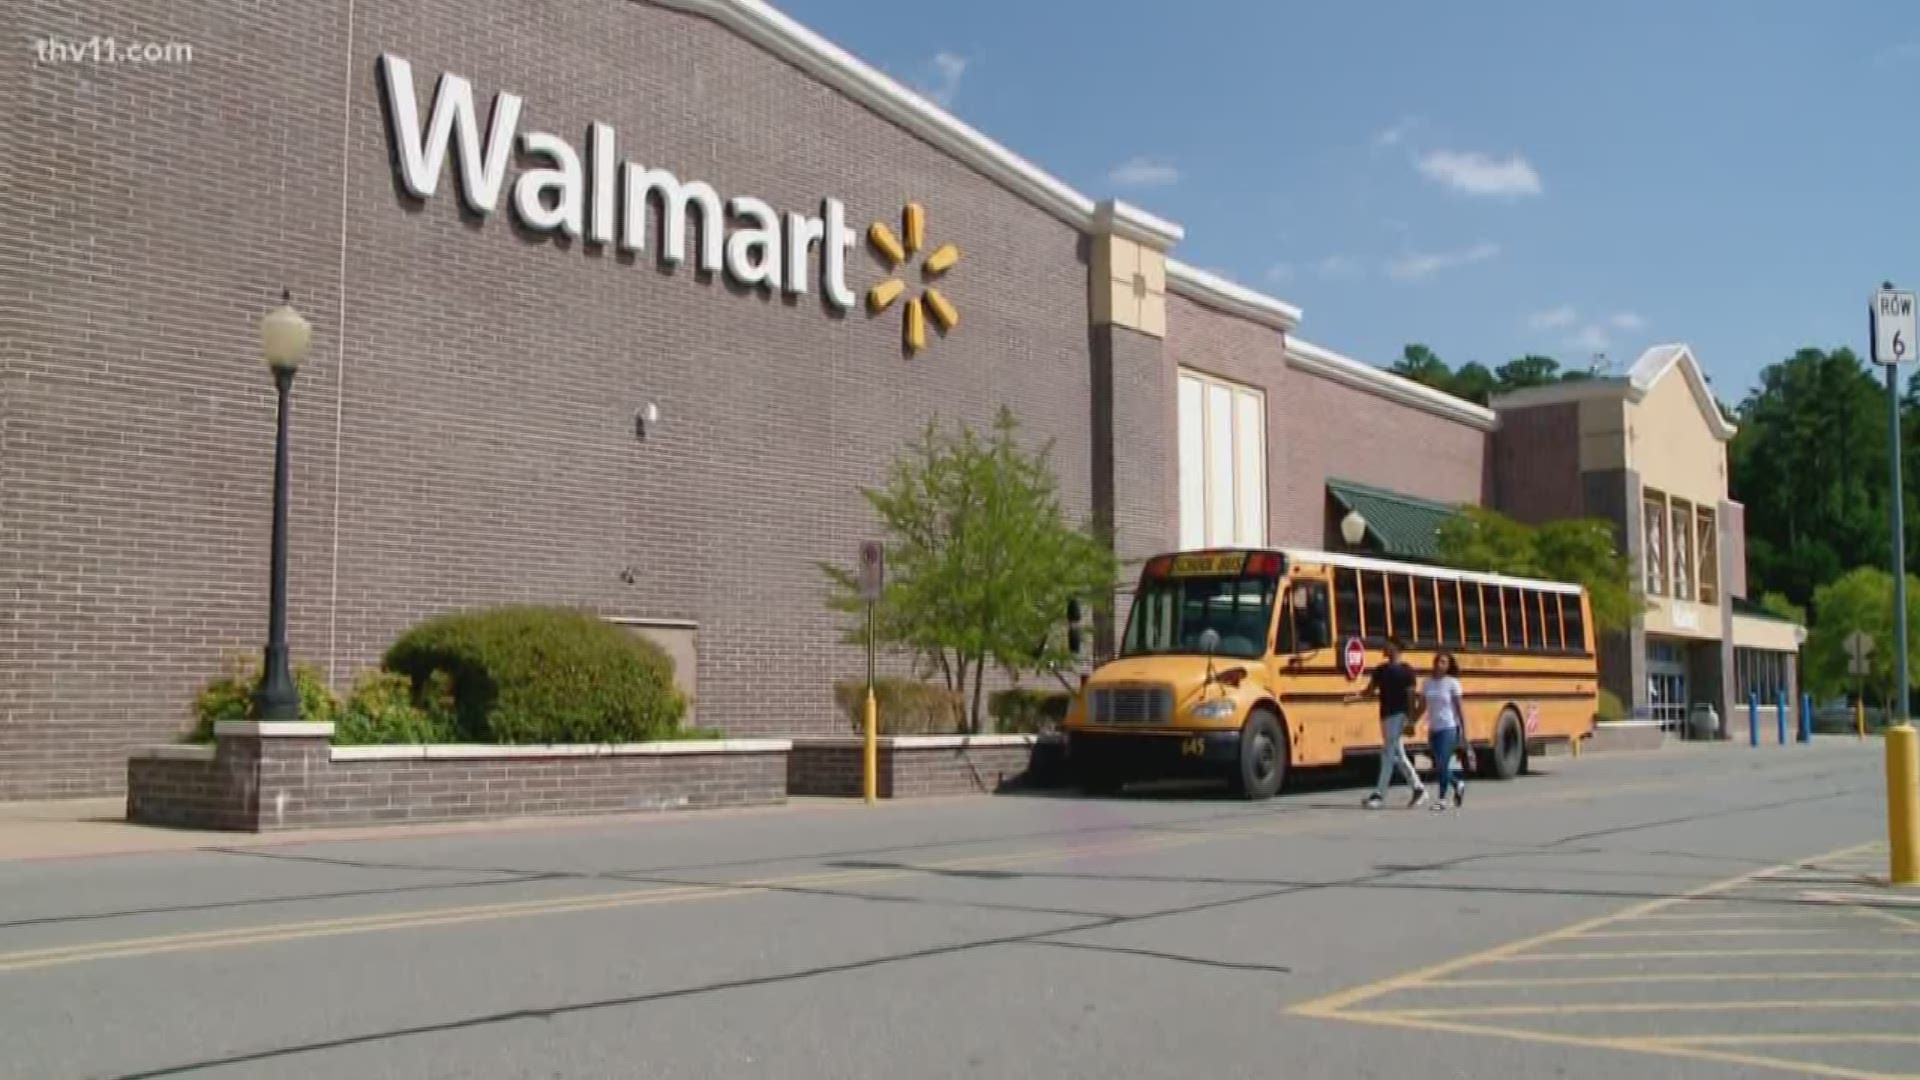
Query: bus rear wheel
1230 709 1288 800
1481 708 1528 780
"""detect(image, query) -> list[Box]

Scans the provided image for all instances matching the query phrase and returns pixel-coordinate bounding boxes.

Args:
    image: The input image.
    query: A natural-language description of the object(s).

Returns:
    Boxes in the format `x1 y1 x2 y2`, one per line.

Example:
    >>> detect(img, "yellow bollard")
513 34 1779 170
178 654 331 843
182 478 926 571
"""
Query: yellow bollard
1858 699 1866 740
1889 723 1919 886
863 688 878 805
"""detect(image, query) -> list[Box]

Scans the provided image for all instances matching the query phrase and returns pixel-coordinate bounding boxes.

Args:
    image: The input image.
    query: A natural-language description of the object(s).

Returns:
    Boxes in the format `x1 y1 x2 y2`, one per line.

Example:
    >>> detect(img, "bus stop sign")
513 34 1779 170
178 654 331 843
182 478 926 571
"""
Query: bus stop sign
857 541 885 602
1343 637 1367 681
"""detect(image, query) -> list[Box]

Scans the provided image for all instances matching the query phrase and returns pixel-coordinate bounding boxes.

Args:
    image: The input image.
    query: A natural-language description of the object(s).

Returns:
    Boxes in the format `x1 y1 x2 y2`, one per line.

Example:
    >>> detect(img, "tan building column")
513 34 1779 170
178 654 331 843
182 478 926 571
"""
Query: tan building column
1087 200 1180 652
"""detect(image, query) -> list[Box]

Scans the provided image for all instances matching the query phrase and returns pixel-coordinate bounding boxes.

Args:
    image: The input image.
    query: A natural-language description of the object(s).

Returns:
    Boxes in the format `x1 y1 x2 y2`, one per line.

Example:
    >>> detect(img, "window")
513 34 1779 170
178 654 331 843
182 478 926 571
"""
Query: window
1564 596 1586 654
1643 491 1667 596
1277 580 1330 654
1362 571 1389 644
1671 498 1694 601
1177 370 1266 550
1502 587 1528 649
1697 508 1719 605
1735 647 1790 703
1462 584 1486 647
1542 593 1565 652
1413 577 1440 646
1438 580 1463 646
1389 575 1414 643
1122 572 1277 660
1335 568 1362 642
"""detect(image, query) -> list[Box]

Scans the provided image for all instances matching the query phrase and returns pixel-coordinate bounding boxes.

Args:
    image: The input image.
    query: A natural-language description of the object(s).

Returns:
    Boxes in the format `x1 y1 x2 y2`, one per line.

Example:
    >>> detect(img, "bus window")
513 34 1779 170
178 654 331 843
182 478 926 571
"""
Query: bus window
1335 568 1362 642
1462 583 1486 648
1543 594 1565 651
1277 579 1330 654
1438 580 1463 646
1362 572 1389 644
1413 576 1440 647
1389 575 1414 643
1565 595 1586 653
1502 587 1527 650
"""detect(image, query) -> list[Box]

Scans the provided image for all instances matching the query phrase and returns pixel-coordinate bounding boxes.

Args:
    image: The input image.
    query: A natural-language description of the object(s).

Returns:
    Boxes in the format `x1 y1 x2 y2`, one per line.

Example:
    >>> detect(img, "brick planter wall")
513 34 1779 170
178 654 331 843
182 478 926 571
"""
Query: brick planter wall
788 735 1064 798
127 722 790 832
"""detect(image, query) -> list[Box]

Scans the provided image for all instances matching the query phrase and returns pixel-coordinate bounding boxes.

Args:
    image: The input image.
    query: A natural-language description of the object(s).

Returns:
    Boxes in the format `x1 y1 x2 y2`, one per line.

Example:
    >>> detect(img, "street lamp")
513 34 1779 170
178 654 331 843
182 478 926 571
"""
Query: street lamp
1340 509 1368 548
253 291 311 720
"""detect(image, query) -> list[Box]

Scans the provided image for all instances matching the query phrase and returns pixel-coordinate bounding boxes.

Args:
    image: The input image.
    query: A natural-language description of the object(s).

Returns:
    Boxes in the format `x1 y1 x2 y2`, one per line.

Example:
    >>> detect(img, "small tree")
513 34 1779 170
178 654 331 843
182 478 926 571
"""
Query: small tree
1804 567 1920 704
824 407 1117 732
1436 507 1639 632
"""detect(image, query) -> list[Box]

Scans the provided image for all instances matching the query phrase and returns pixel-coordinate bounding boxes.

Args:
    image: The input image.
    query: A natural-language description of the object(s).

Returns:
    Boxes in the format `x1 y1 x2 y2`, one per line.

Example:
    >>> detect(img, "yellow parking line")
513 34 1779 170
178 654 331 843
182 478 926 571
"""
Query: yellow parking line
1577 927 1914 938
1320 1009 1902 1080
1377 998 1920 1020
1496 947 1895 962
1651 1034 1920 1047
1428 971 1920 989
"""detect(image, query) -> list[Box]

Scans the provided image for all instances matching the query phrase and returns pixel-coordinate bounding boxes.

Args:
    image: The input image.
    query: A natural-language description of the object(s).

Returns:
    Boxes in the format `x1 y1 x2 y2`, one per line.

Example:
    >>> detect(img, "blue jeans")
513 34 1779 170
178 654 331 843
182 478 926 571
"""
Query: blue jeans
1430 726 1461 797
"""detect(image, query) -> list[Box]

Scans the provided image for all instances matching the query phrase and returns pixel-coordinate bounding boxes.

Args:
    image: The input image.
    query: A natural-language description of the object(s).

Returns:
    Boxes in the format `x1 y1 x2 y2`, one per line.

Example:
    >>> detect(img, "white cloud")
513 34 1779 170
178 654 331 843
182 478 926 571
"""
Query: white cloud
1610 311 1647 331
920 52 968 107
1108 156 1181 187
1374 117 1418 148
1415 149 1543 197
1387 241 1500 282
1316 254 1366 280
1265 263 1297 285
1568 324 1612 353
1528 305 1579 331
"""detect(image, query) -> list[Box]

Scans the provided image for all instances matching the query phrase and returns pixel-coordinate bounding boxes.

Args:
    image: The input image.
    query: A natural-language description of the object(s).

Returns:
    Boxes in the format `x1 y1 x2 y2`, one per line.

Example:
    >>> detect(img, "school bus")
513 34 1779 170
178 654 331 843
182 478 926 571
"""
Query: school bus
1063 547 1598 798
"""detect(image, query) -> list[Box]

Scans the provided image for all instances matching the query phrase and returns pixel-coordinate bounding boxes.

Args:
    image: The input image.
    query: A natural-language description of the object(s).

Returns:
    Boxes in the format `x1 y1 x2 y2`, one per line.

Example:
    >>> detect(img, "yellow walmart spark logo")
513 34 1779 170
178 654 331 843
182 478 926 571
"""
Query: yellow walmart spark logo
866 202 959 354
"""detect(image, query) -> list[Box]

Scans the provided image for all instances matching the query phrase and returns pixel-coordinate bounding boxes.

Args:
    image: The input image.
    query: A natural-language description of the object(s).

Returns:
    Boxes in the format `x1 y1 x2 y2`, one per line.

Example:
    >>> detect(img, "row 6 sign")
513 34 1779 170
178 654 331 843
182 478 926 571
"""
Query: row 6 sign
1873 288 1917 366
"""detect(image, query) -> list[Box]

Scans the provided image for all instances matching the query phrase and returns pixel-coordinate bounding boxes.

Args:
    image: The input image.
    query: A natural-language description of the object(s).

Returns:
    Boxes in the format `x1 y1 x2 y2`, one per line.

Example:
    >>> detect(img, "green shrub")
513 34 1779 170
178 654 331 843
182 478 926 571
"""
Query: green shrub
988 688 1071 733
832 678 965 735
189 655 339 742
334 670 457 746
1596 688 1627 722
384 606 688 744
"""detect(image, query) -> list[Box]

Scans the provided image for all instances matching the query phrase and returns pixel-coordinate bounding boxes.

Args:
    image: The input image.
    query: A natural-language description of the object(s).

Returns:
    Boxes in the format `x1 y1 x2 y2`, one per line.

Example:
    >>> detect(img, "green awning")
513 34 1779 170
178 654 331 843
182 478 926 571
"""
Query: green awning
1325 479 1462 562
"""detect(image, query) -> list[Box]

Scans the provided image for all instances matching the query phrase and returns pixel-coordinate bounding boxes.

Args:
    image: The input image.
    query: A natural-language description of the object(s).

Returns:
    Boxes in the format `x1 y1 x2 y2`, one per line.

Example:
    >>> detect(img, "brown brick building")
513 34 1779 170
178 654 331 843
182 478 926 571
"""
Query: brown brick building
3 0 1785 800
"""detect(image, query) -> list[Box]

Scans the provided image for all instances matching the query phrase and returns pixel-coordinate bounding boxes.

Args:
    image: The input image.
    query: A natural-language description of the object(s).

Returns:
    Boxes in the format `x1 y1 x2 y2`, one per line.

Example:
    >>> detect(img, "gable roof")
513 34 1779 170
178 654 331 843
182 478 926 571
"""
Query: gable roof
1489 344 1737 441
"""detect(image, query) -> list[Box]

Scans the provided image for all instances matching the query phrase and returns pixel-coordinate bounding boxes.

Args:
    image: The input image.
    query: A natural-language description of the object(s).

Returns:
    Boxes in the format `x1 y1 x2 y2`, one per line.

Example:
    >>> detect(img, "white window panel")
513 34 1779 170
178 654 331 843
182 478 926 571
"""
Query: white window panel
1205 382 1236 546
1234 390 1266 546
1177 375 1206 550
1176 368 1269 551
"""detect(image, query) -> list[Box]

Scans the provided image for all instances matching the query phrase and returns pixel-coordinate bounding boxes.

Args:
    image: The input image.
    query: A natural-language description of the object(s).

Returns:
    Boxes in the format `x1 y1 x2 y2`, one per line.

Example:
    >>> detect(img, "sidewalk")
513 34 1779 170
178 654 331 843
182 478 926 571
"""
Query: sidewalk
0 796 866 863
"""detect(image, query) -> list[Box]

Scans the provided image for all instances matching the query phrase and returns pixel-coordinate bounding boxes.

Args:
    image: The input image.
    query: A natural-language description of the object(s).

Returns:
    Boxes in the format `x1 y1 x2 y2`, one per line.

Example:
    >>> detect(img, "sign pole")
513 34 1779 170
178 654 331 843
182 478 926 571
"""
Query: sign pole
857 540 885 806
1871 283 1919 885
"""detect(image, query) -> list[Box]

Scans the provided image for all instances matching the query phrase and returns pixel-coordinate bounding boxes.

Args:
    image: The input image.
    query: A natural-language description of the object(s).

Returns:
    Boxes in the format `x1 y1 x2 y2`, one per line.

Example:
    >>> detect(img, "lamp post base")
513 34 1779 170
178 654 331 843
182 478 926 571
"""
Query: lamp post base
253 643 300 720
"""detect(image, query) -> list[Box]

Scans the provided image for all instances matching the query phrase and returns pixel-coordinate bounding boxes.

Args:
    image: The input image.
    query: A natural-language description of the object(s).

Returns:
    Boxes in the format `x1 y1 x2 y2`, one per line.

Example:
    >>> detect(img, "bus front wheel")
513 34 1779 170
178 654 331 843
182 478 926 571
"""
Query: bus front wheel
1482 708 1528 780
1231 709 1288 800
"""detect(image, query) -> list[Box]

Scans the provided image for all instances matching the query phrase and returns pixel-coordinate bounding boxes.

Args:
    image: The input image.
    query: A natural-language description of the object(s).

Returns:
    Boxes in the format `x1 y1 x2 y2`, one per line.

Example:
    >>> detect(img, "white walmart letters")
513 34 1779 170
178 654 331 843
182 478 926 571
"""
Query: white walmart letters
377 54 857 309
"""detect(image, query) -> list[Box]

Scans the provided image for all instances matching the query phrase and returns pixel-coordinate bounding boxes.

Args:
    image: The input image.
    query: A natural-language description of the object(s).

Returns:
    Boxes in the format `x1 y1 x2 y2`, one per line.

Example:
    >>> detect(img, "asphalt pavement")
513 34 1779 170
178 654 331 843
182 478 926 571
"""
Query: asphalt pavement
0 740 1909 1080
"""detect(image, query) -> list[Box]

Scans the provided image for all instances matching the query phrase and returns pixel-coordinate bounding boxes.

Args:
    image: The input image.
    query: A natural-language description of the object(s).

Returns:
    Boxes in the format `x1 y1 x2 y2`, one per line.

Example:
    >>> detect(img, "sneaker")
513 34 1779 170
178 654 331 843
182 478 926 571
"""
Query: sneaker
1453 781 1466 808
1364 793 1384 810
1407 787 1429 809
1430 796 1450 813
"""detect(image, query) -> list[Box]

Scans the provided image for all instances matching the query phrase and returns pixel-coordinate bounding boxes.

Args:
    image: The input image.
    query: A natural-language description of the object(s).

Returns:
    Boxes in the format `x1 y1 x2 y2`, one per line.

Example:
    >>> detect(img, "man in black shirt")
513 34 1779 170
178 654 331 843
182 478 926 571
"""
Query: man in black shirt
1346 637 1429 809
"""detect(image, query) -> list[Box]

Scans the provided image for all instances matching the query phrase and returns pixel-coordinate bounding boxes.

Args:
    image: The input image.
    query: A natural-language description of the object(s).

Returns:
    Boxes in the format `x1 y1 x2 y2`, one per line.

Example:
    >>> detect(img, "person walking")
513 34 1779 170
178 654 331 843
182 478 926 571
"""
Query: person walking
1347 637 1427 809
1423 651 1469 811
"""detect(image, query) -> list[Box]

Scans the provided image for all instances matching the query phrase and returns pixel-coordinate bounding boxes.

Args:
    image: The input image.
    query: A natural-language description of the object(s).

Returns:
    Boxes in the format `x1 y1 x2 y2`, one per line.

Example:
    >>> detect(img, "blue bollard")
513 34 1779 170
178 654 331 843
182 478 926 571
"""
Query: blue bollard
1777 691 1789 745
1749 692 1759 747
1800 692 1813 743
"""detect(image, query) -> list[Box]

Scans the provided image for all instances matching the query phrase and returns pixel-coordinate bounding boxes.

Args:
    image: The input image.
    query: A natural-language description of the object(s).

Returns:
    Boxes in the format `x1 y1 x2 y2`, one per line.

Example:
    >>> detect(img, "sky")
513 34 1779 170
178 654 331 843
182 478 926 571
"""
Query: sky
779 0 1920 401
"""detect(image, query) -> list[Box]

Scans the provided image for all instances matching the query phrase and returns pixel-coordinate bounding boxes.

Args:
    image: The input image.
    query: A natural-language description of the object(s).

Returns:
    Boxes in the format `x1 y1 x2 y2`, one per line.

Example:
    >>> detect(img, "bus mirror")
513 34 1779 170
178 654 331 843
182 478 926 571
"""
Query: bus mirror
1067 598 1083 624
1068 625 1083 655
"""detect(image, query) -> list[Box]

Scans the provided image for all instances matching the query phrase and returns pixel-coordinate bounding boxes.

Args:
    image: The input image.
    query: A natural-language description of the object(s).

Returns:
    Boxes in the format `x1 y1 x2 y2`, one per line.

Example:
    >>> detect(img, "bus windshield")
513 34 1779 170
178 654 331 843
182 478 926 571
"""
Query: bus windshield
1120 552 1280 660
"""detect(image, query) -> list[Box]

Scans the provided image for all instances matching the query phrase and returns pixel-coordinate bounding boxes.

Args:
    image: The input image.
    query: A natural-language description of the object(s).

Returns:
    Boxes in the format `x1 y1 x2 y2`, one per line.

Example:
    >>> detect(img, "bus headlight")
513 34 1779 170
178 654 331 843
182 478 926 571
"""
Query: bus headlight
1190 699 1239 721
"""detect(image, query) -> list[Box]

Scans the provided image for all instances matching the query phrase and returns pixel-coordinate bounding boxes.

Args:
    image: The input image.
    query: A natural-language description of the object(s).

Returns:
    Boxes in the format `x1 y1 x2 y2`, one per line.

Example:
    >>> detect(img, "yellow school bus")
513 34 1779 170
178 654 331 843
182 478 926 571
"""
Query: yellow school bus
1064 547 1598 798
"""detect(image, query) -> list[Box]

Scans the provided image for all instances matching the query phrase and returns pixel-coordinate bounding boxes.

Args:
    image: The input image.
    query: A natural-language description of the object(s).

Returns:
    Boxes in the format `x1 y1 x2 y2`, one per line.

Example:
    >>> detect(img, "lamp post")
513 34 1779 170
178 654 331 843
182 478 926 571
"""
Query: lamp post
1340 509 1368 549
253 292 312 720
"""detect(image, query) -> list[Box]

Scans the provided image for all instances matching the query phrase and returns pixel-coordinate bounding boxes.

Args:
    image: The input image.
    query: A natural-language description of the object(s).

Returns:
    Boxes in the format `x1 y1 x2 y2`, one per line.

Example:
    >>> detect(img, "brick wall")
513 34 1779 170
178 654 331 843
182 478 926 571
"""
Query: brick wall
788 736 1045 798
1491 402 1583 525
1163 294 1488 547
128 730 788 831
6 0 1097 797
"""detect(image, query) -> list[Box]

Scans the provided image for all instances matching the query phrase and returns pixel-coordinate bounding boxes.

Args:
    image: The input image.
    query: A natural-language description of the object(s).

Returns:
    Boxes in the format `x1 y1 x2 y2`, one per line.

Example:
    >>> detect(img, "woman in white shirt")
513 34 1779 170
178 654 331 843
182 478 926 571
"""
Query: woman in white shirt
1422 653 1468 811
